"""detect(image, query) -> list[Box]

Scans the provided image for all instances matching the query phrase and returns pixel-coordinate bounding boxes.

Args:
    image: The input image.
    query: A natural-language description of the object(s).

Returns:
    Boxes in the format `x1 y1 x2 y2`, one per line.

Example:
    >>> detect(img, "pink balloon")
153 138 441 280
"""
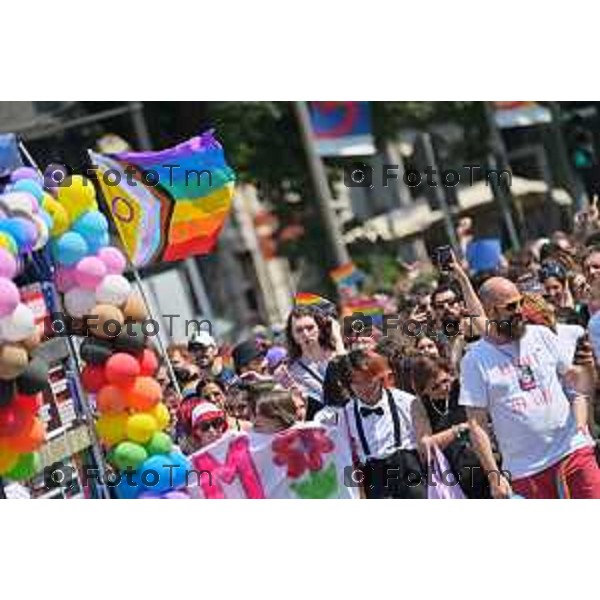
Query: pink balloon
0 248 17 279
0 277 20 317
54 267 76 293
74 256 107 290
97 247 126 275
10 167 42 183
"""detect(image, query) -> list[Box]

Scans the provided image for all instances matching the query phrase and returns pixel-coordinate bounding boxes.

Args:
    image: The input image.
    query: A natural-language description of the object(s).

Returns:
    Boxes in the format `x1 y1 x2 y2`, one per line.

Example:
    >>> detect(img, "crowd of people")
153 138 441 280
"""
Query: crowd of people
154 203 600 499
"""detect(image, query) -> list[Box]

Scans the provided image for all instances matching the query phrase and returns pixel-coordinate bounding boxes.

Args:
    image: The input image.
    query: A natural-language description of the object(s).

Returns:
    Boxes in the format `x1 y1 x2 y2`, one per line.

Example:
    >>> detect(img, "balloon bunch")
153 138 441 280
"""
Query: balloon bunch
0 167 53 481
50 175 190 498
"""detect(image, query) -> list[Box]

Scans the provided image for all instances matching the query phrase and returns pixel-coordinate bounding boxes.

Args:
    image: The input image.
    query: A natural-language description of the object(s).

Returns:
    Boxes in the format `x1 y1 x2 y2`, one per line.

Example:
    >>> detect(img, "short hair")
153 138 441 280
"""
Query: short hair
431 282 462 305
410 355 454 397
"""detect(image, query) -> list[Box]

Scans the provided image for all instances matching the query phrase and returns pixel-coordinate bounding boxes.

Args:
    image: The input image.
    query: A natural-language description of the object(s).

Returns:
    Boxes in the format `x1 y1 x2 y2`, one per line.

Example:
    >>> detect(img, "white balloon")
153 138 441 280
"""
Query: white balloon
95 274 132 306
32 214 50 251
0 192 38 217
64 287 97 318
0 303 36 342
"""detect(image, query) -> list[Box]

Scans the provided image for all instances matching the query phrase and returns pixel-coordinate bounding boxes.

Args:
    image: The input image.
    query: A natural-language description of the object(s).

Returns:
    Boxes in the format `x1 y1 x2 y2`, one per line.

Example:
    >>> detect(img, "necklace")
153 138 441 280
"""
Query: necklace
429 397 449 417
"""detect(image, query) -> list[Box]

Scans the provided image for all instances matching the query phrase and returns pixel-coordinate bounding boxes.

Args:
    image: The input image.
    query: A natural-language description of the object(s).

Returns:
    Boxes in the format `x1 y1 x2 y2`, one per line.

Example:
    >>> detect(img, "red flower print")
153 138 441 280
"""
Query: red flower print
271 427 335 479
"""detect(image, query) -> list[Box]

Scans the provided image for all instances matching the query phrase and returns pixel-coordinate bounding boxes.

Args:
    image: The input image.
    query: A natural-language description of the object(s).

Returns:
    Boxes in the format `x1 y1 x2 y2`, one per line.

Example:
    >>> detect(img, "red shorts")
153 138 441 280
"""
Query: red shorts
512 446 600 499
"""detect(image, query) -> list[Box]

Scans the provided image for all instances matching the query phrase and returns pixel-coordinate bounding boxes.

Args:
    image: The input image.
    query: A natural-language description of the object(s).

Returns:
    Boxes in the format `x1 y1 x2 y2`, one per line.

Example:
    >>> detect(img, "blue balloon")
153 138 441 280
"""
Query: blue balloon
86 231 110 255
10 179 44 202
72 211 109 242
53 231 89 266
115 475 143 499
139 455 179 494
0 217 37 253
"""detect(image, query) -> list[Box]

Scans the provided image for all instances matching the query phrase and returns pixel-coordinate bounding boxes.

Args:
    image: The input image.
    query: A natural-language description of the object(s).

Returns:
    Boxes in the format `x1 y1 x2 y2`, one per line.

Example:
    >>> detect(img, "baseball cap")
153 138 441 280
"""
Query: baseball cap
188 330 216 350
232 339 267 373
191 402 226 428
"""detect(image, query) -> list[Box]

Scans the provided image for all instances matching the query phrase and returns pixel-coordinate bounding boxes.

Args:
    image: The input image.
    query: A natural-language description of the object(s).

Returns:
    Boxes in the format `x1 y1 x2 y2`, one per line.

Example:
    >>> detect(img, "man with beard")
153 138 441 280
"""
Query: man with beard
459 277 600 499
188 330 235 386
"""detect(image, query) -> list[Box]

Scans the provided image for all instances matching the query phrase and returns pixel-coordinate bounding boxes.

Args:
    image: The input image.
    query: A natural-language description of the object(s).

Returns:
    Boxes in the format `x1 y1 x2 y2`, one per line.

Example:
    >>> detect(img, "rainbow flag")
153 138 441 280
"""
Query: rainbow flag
329 262 365 290
294 292 336 315
340 296 384 327
89 131 235 266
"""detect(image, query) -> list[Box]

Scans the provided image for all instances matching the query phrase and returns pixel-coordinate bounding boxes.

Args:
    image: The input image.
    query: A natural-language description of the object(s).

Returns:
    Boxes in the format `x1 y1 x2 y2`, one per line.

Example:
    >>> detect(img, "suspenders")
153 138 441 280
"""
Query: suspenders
353 389 402 460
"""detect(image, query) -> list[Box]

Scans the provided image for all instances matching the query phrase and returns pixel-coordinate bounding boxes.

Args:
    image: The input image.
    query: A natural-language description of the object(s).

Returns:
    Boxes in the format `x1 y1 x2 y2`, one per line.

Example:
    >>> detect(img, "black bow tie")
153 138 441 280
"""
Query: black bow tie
360 405 384 418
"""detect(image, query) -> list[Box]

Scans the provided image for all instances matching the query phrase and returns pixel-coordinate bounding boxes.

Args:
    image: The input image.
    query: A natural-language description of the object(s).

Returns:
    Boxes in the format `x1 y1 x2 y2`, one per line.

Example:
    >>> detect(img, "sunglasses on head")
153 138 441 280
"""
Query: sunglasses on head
197 417 225 433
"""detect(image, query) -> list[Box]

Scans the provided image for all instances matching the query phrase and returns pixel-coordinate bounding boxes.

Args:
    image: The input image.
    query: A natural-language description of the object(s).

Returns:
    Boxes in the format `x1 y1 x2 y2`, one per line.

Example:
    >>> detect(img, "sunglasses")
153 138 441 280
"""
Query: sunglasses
500 298 523 312
196 417 225 433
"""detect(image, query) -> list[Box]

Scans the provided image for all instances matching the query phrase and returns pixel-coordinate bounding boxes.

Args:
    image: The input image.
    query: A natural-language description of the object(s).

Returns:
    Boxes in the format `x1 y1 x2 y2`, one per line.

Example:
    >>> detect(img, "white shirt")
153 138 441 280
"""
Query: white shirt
343 387 418 464
587 312 600 366
556 323 585 364
459 325 593 479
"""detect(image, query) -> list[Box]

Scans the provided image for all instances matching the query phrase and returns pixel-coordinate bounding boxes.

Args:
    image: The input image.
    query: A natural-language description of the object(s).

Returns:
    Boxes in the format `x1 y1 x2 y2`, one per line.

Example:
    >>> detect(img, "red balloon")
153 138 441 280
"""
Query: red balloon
139 348 159 377
0 403 34 437
81 364 107 393
96 384 127 413
3 419 46 452
13 393 42 415
104 353 140 388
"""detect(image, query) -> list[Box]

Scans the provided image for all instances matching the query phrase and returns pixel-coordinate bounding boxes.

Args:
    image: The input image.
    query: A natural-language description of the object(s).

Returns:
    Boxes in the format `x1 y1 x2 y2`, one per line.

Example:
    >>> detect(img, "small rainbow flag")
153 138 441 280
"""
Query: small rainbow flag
294 293 337 315
341 296 385 327
329 262 365 290
90 131 235 267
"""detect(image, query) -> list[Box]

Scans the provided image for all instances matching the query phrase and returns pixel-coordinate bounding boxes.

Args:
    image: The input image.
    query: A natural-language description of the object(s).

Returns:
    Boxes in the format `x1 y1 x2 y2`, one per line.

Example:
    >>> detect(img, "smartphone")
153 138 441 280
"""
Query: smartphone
435 245 452 272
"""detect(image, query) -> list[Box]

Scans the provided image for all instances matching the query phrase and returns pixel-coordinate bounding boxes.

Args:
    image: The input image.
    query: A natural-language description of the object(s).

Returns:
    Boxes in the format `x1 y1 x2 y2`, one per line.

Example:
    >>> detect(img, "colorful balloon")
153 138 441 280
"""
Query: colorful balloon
87 231 110 255
3 451 41 481
89 304 124 339
0 445 19 474
0 232 18 255
16 357 49 395
0 192 38 217
104 353 140 387
10 179 44 202
71 211 109 242
124 376 161 411
64 287 96 318
97 247 127 275
54 267 77 293
96 385 127 413
4 419 45 453
151 402 170 431
0 303 36 342
0 343 29 380
139 348 159 376
0 218 37 254
112 441 148 471
96 412 128 446
126 413 158 444
0 277 20 317
42 196 70 237
0 248 17 279
80 364 108 393
10 167 42 184
56 176 97 221
146 431 173 456
73 256 107 290
122 292 148 322
53 231 89 266
96 275 132 307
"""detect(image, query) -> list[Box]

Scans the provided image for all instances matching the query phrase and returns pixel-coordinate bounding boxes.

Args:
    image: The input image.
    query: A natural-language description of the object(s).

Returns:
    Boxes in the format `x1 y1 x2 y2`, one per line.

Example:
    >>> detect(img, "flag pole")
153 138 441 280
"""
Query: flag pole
84 150 183 401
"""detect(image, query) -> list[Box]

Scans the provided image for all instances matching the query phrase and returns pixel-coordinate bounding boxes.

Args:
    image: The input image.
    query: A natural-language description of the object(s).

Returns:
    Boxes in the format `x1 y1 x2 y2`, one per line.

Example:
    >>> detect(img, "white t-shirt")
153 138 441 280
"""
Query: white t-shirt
459 325 593 479
556 323 585 365
342 388 418 464
587 312 600 366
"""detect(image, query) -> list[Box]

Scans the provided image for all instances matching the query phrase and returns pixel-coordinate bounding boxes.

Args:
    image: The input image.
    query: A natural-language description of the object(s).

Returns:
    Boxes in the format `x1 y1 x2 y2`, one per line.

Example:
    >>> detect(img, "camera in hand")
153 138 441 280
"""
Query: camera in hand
434 245 452 272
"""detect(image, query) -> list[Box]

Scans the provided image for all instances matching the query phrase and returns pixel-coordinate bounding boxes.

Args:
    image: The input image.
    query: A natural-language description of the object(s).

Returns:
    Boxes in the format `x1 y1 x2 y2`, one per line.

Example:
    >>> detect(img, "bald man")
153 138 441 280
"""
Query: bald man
459 277 600 499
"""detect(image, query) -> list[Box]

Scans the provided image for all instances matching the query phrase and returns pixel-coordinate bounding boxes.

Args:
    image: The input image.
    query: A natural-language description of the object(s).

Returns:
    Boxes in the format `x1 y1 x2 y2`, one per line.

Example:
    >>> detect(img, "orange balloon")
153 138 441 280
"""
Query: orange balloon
4 419 46 453
122 292 148 322
90 304 125 340
0 445 19 475
124 376 161 411
96 384 127 413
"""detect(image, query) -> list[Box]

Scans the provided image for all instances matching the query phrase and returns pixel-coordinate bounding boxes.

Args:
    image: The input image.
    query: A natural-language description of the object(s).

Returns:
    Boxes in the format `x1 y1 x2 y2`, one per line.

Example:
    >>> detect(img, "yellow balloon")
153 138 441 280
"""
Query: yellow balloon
0 232 18 255
56 176 98 222
0 446 19 475
96 412 128 446
151 402 170 431
42 196 70 237
126 413 158 444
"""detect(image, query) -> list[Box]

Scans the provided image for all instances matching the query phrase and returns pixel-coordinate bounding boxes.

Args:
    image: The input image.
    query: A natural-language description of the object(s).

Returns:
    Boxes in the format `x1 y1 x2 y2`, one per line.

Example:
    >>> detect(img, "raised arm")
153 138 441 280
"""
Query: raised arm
449 251 487 336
